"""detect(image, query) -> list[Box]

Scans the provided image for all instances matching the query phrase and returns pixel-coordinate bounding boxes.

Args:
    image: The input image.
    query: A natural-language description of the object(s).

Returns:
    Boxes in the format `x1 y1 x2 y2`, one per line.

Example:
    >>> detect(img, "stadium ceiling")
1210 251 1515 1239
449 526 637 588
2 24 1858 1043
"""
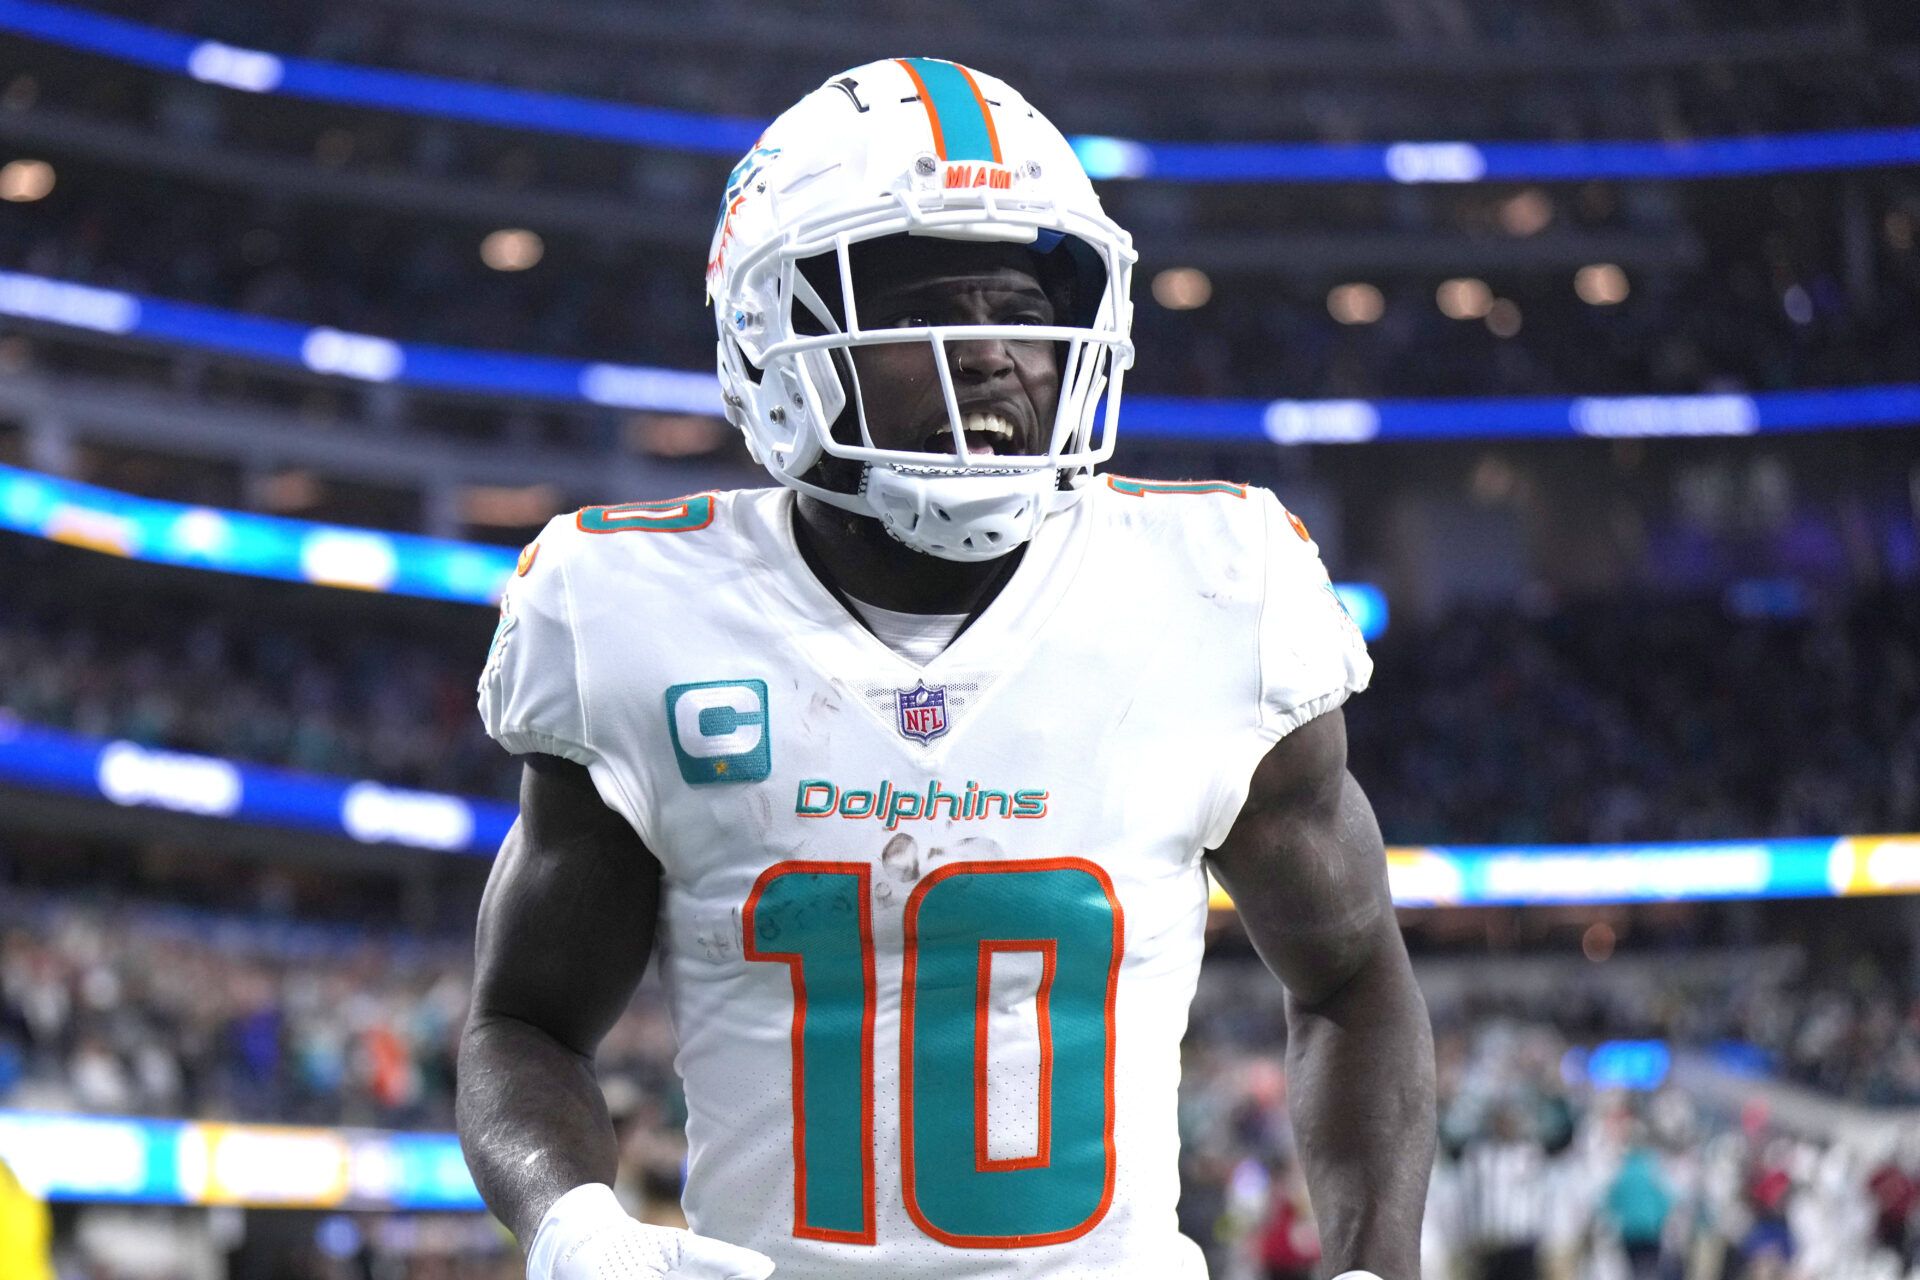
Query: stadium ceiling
1 0 1914 183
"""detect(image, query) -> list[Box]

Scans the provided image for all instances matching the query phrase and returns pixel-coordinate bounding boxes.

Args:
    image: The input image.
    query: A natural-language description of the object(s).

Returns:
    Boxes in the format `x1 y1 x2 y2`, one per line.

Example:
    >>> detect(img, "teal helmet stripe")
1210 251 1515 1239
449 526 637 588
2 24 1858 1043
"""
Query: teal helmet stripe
896 58 1001 164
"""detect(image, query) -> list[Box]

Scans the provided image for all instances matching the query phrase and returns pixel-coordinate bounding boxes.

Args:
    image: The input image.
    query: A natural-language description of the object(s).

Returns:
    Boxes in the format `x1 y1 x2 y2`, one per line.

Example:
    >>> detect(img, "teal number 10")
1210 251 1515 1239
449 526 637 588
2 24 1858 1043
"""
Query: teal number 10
743 857 1124 1249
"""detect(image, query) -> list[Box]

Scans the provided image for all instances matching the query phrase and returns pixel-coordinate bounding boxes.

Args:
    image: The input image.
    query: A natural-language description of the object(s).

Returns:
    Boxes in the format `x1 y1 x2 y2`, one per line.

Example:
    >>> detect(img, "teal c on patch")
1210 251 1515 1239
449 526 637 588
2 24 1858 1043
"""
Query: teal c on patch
666 679 771 784
900 57 998 163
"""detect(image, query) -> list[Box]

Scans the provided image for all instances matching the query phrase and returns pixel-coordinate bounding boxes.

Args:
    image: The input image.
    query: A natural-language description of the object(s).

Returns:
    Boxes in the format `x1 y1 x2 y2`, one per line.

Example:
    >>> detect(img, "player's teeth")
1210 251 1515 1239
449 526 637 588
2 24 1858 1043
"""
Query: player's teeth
960 413 1013 438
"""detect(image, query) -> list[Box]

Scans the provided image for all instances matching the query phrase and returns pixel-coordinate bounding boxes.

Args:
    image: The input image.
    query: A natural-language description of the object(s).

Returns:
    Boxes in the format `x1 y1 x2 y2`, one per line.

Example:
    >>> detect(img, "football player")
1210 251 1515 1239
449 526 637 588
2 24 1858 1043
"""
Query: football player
459 57 1435 1280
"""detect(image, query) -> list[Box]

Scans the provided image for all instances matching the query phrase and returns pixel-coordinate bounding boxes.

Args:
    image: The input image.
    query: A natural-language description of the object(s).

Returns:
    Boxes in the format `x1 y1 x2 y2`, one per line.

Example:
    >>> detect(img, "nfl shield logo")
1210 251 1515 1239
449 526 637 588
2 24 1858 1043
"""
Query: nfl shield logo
896 681 949 744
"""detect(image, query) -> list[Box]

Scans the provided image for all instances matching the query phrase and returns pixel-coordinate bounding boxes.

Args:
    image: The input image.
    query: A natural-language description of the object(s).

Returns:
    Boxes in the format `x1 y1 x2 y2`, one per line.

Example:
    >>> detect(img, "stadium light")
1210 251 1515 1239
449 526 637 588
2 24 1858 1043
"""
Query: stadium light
1574 263 1630 306
1498 189 1554 237
1888 212 1915 251
254 469 320 513
1485 298 1523 337
1436 277 1494 320
0 158 54 202
459 482 561 527
480 229 544 272
1151 267 1212 310
1327 283 1385 326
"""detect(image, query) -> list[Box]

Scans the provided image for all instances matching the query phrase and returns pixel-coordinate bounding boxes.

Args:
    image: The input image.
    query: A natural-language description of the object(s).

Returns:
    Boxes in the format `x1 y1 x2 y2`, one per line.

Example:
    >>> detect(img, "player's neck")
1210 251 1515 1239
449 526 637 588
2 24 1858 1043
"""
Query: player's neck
792 495 1024 616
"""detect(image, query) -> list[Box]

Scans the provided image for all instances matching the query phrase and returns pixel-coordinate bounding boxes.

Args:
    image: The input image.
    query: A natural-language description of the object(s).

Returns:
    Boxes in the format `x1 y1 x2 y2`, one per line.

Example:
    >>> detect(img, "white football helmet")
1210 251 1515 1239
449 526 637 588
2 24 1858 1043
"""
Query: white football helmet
707 57 1136 561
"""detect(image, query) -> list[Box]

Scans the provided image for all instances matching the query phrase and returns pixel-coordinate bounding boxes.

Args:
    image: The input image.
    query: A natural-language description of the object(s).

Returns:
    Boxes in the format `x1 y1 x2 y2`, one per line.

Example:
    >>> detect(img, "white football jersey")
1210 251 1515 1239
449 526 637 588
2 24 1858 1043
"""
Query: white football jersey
478 480 1370 1279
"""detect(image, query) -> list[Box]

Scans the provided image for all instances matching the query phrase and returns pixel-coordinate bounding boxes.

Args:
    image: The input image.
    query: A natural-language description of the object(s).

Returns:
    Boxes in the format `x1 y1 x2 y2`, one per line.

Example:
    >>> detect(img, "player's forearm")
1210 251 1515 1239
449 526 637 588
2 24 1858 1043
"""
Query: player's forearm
1284 935 1436 1280
456 1010 620 1244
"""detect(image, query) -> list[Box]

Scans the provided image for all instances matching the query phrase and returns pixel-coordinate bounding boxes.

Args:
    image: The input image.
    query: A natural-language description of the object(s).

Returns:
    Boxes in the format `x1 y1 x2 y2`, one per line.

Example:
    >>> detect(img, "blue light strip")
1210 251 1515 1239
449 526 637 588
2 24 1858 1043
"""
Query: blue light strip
1071 129 1920 183
1268 833 1920 908
0 270 721 414
0 1110 483 1209
0 718 515 856
6 711 1920 908
0 463 1391 637
0 0 761 155
1406 838 1845 906
0 459 521 603
3 0 1916 183
1129 386 1920 443
5 271 1917 446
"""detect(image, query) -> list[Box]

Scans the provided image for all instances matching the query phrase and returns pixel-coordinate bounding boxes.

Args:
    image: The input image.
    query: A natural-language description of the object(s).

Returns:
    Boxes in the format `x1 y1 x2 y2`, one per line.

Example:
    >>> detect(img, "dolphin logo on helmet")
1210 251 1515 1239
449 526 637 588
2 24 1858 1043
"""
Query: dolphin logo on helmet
707 58 1137 563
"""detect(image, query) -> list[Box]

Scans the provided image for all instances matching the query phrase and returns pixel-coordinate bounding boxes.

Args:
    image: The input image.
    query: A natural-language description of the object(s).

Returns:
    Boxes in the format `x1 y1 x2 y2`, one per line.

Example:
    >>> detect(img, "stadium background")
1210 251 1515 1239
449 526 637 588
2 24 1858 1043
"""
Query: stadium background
0 1 1917 1277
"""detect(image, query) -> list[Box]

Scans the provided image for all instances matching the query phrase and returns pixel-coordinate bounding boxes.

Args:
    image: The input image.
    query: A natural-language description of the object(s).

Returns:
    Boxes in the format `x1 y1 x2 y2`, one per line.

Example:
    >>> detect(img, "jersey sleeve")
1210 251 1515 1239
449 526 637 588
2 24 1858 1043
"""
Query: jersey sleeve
476 516 597 766
1199 489 1374 852
1255 489 1373 738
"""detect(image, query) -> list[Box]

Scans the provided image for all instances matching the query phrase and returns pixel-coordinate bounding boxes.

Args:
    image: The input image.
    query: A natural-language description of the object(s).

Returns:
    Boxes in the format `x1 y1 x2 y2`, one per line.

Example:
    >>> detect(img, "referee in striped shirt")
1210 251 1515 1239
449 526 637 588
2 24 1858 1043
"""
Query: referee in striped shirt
1458 1105 1550 1280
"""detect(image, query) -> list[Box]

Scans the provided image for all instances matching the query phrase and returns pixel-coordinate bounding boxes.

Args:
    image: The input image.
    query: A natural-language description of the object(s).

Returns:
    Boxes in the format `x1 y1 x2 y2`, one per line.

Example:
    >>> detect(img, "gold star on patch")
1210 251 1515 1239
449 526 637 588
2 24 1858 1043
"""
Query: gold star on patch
713 761 729 775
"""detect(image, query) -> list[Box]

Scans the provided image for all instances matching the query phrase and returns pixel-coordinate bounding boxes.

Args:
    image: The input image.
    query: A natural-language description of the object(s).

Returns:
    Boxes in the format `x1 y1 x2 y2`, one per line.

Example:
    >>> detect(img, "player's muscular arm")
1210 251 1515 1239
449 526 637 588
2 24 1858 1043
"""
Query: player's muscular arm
457 752 661 1245
1206 709 1436 1280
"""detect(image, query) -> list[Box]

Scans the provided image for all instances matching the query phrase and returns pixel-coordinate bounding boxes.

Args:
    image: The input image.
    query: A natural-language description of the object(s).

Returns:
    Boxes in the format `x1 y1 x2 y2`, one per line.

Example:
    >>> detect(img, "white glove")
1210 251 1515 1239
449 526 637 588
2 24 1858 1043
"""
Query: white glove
527 1183 775 1280
1329 1273 1388 1280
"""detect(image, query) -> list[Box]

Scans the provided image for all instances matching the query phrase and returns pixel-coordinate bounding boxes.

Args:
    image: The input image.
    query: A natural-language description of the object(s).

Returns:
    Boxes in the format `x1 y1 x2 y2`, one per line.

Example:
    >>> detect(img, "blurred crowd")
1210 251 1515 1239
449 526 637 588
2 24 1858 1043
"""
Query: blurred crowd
6 556 1914 846
1184 961 1920 1280
16 886 1920 1278
0 890 687 1144
0 566 512 801
0 893 475 1127
1346 589 1920 844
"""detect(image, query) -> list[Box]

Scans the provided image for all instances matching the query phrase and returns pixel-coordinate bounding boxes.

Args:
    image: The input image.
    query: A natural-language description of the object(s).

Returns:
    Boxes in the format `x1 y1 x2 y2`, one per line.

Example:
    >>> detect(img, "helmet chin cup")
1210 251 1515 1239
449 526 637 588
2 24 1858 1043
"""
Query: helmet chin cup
862 465 1059 562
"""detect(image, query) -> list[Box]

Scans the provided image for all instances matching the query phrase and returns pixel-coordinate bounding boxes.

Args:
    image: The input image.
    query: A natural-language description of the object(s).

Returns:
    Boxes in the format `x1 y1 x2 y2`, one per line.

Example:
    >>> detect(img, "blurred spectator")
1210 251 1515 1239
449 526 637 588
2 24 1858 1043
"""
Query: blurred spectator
1256 1157 1320 1280
1868 1144 1919 1262
1739 1142 1798 1277
1458 1104 1549 1280
1605 1132 1676 1279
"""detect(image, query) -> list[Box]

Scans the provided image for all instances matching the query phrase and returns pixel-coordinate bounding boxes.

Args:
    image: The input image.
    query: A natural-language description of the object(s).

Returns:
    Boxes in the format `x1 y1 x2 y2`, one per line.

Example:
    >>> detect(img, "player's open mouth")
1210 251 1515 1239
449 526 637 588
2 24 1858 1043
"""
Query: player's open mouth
927 411 1019 456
